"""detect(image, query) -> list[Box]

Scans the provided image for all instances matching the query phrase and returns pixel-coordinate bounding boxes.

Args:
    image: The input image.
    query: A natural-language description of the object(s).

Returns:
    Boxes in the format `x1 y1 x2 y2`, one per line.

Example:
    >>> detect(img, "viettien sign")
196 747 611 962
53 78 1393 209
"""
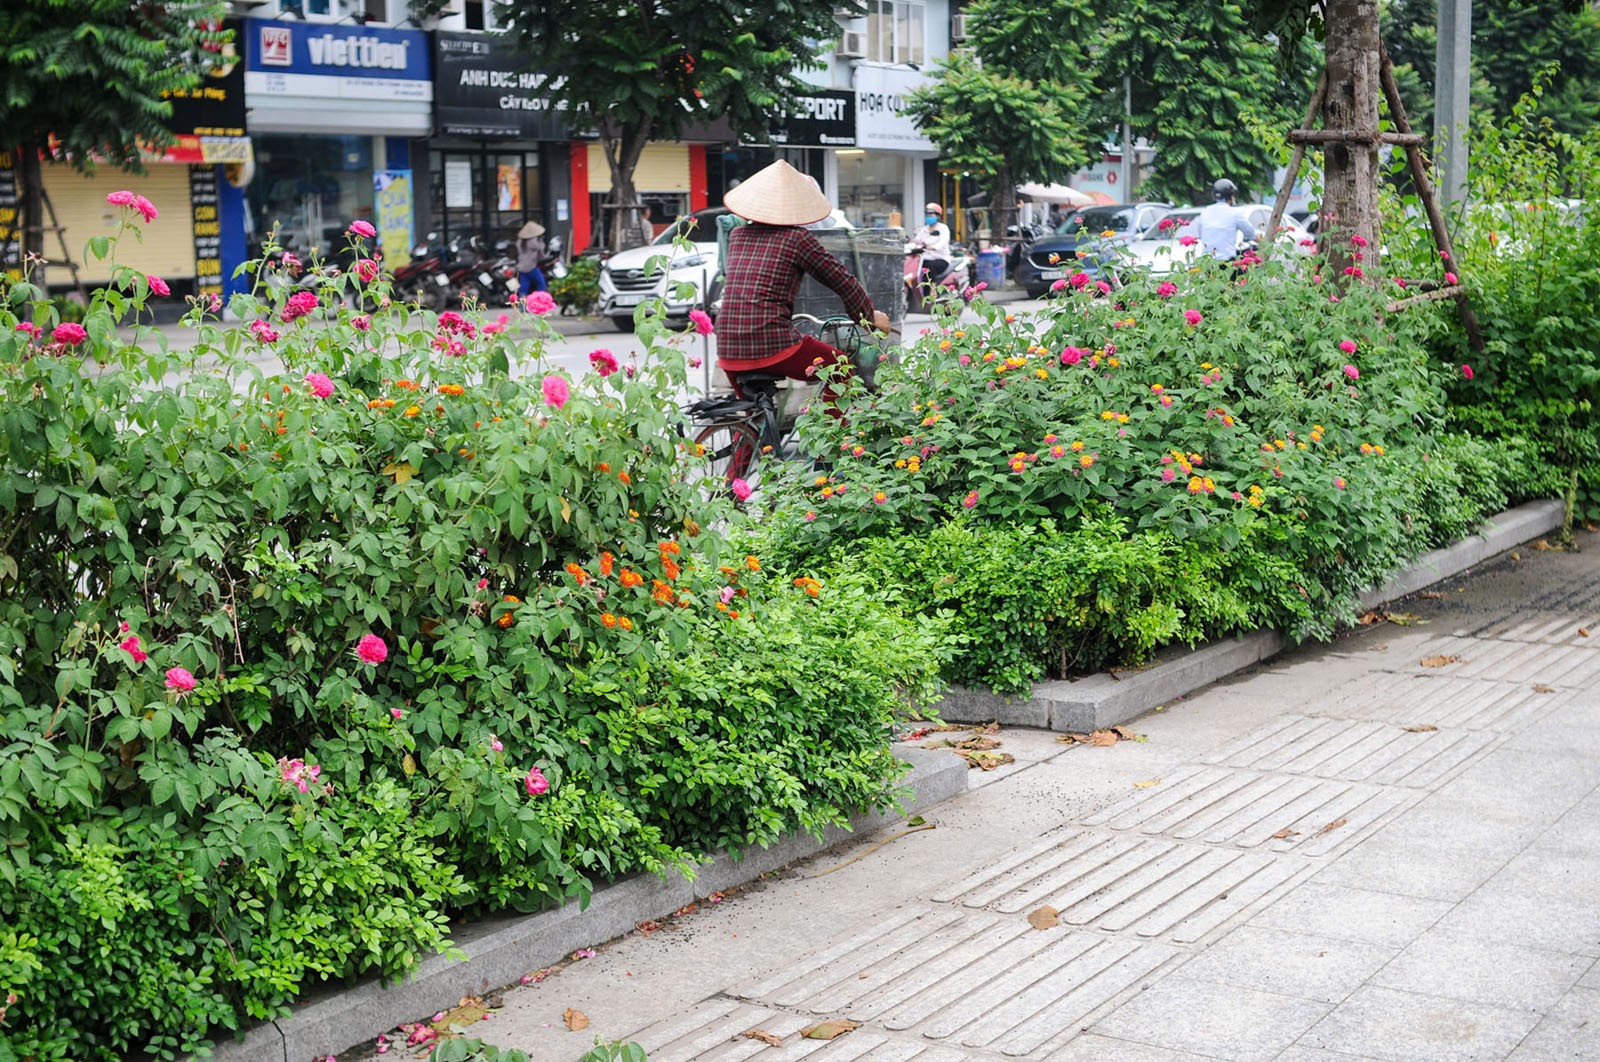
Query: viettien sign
766 89 856 148
433 32 566 139
244 18 431 103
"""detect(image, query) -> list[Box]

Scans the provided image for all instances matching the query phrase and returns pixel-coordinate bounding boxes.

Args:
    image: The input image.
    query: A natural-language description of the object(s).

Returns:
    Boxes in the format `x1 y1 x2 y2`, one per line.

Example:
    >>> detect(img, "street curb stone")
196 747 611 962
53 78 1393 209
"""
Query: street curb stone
213 744 967 1062
936 499 1566 733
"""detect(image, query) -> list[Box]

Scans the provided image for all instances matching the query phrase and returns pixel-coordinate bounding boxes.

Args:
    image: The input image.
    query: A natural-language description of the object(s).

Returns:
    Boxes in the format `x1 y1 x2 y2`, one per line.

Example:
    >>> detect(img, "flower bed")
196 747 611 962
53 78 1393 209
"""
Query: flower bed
0 206 944 1058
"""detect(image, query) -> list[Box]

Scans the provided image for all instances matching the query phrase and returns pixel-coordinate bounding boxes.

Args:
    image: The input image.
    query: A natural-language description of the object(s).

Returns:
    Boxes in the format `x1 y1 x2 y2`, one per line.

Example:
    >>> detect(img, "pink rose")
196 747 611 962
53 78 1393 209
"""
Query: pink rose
541 374 569 409
730 477 752 501
133 196 158 224
523 291 556 315
1069 272 1091 290
249 320 280 343
119 635 148 664
1343 364 1360 380
1179 235 1198 247
352 315 371 332
105 190 137 207
1050 278 1068 292
348 220 377 239
356 633 388 664
1339 339 1357 354
1060 346 1084 366
688 308 715 335
390 707 403 720
15 322 40 340
164 667 197 692
524 766 550 796
52 322 87 346
589 349 619 376
147 275 170 297
1461 364 1474 380
356 258 380 282
305 372 335 398
1184 309 1203 327
281 290 319 323
1156 281 1177 298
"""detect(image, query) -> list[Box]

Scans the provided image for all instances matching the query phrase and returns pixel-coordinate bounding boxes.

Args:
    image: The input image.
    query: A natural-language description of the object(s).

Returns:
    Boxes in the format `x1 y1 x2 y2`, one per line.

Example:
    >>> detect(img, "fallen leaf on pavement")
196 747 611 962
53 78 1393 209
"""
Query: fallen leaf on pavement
802 1020 861 1040
1387 612 1426 626
743 1029 784 1047
1271 828 1300 840
564 1008 590 1032
1027 905 1061 930
1315 817 1349 837
1418 591 1446 600
1533 684 1558 694
957 750 1015 771
1058 727 1144 747
1580 628 1591 638
1133 779 1161 788
1401 724 1438 733
1420 655 1462 668
953 735 1003 752
1357 610 1383 626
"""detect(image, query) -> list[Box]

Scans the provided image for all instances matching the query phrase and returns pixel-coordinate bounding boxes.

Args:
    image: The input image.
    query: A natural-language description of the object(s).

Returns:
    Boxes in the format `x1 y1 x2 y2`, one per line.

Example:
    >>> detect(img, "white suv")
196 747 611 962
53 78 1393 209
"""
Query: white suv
598 208 728 332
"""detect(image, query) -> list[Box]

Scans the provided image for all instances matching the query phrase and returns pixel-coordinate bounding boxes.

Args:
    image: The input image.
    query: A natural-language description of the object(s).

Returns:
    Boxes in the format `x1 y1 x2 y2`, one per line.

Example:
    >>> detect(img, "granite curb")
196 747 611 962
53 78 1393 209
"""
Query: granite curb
936 498 1568 733
212 744 967 1062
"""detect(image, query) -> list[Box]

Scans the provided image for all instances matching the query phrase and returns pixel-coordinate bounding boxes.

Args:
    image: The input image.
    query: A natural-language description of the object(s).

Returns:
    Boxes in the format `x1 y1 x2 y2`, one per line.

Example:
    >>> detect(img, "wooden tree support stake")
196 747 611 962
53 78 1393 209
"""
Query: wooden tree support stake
1266 71 1328 241
1286 129 1427 146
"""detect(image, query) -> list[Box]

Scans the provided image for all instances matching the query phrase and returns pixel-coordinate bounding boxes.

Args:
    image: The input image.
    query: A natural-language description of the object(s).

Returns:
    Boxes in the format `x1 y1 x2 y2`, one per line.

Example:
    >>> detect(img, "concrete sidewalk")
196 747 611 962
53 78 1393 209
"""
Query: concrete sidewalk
347 525 1600 1062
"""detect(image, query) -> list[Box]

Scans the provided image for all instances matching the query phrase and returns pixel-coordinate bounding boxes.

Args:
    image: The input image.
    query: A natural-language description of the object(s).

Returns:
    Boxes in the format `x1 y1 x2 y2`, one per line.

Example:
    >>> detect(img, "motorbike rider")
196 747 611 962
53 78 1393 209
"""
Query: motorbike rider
717 160 891 399
516 220 548 295
910 202 954 284
1195 179 1259 262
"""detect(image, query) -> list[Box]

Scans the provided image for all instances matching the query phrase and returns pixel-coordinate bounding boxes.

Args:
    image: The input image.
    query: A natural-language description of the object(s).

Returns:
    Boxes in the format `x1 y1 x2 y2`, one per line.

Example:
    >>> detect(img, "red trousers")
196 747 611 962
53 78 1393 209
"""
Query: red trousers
722 335 850 401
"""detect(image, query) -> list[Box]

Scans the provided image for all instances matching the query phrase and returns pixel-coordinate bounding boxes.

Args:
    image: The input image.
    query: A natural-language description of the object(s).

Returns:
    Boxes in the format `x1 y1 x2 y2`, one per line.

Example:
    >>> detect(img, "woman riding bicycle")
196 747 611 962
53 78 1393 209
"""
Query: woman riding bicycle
717 160 891 401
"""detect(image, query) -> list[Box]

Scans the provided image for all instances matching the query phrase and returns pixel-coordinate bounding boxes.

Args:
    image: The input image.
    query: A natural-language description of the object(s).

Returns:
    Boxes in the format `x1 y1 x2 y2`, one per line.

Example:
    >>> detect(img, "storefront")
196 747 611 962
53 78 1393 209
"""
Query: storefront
243 18 431 263
840 64 936 229
426 31 571 257
20 23 253 296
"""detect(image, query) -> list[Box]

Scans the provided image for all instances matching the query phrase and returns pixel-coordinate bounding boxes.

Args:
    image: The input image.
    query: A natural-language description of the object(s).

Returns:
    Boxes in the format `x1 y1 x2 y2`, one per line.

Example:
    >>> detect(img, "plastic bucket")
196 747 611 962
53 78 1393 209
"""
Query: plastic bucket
975 248 1006 287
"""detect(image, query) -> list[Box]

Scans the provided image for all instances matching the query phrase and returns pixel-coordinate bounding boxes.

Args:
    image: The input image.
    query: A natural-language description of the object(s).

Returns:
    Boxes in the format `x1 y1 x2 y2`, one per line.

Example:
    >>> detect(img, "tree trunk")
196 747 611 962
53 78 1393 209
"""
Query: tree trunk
990 162 1015 286
1321 0 1382 283
602 118 654 253
17 144 47 294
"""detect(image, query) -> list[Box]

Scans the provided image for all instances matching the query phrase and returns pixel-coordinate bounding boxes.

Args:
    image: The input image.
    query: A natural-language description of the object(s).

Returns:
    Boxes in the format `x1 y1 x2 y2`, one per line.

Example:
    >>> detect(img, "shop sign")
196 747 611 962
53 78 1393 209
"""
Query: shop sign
166 19 248 138
852 65 933 152
190 166 223 296
0 150 19 281
767 89 856 148
244 18 431 102
433 32 565 139
374 170 414 269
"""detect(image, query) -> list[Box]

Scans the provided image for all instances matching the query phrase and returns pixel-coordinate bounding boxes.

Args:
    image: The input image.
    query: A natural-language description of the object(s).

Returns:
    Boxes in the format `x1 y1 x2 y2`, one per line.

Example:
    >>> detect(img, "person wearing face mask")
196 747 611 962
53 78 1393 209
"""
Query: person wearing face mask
911 202 953 283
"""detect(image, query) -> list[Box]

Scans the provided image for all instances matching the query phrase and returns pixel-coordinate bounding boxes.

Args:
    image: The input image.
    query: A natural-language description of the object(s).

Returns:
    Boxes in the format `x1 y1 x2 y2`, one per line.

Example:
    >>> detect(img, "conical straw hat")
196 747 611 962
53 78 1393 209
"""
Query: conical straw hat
519 221 546 238
723 160 831 226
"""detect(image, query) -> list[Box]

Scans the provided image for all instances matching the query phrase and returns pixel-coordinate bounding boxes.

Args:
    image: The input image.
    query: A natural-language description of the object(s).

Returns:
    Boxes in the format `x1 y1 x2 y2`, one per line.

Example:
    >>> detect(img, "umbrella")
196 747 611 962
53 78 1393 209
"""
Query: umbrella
1016 182 1095 207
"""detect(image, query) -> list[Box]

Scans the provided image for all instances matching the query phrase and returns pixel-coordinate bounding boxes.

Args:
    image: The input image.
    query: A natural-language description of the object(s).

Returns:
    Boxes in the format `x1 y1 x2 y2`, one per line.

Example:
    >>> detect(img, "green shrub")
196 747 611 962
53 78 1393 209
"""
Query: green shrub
551 256 601 315
0 208 942 1055
1382 80 1600 524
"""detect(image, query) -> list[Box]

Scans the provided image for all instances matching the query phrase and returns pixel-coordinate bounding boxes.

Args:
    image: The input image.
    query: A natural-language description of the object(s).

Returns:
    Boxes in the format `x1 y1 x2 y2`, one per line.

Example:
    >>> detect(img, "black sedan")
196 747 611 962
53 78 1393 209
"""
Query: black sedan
1014 202 1173 298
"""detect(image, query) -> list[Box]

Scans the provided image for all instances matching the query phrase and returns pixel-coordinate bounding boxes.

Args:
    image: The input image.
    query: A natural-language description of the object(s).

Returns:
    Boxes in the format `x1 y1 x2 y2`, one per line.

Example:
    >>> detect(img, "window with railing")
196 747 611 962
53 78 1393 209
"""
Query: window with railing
867 0 925 65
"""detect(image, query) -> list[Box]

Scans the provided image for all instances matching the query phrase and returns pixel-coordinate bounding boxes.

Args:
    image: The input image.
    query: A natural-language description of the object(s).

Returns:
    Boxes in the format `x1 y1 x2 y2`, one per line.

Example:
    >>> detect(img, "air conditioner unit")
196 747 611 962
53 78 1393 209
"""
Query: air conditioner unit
832 5 859 18
951 13 971 42
837 30 867 58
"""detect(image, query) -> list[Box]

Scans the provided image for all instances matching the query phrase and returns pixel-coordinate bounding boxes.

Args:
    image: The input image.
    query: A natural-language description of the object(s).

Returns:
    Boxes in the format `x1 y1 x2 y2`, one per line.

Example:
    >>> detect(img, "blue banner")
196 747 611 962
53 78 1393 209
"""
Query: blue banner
245 18 429 83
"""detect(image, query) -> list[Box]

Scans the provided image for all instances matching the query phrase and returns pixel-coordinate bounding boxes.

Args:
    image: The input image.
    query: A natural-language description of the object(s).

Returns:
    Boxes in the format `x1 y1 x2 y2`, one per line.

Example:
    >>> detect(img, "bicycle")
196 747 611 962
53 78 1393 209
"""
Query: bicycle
685 313 894 487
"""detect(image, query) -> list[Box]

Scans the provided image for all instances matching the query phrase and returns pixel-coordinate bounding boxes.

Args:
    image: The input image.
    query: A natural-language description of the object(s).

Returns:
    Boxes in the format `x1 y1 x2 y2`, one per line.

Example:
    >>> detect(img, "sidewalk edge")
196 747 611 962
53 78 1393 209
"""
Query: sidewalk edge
936 498 1567 732
214 744 966 1062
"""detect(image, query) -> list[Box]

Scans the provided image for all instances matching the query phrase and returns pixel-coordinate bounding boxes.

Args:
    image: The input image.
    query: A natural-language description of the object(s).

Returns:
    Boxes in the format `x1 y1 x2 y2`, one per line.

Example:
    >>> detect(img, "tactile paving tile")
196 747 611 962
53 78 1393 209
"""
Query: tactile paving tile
634 996 986 1060
931 829 1305 944
1077 765 1414 857
1316 672 1570 731
1465 610 1600 647
1201 714 1495 788
1394 635 1600 687
730 906 1179 1059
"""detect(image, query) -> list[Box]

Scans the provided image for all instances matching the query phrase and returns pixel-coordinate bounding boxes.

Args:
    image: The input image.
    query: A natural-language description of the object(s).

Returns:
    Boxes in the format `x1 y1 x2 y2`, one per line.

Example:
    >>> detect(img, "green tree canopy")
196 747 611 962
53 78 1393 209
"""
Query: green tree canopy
904 0 1099 246
496 0 853 249
1 0 228 272
1090 0 1317 205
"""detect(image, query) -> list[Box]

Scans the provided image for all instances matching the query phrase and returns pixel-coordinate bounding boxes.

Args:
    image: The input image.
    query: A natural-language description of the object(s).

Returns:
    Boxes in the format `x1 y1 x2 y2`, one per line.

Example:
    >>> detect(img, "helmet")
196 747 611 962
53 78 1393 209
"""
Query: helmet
1212 178 1237 202
924 202 944 216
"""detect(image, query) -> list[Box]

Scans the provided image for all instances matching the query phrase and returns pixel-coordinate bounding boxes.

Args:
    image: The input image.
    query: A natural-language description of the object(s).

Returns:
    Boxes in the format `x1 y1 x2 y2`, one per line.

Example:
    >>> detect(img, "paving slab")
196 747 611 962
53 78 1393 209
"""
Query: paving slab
1506 986 1600 1062
1298 984 1543 1062
1369 926 1589 1011
1169 924 1397 1005
1247 880 1454 949
1089 975 1332 1061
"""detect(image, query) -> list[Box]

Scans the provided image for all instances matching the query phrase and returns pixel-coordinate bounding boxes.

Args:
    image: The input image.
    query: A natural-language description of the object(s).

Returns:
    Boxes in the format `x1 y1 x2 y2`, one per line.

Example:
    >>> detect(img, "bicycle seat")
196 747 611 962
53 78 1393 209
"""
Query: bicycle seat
730 371 786 394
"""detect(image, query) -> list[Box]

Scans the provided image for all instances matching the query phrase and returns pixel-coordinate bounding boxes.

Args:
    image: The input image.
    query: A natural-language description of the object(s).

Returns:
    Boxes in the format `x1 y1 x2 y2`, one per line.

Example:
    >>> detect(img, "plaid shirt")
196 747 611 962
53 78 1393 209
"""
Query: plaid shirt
717 223 877 366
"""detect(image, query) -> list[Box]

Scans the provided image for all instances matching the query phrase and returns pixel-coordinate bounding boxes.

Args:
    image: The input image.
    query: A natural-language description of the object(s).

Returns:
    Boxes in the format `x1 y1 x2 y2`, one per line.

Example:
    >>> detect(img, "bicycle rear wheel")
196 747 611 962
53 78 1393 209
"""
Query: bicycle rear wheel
692 417 761 485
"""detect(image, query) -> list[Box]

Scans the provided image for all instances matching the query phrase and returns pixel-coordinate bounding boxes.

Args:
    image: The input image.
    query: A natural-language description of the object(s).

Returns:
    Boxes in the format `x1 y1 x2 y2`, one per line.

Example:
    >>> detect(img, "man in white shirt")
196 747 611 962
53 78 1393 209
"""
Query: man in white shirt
912 201 953 282
1195 179 1259 261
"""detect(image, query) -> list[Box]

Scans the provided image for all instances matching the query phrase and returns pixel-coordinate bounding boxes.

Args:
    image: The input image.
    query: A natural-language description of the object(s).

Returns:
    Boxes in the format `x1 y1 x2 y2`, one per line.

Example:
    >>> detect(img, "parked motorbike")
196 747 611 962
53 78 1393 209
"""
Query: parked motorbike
904 239 973 314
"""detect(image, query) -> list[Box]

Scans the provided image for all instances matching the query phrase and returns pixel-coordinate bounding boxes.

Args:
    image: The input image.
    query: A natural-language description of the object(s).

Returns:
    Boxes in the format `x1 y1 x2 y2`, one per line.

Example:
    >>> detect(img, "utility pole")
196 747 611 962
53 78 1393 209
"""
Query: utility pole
1434 0 1472 206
